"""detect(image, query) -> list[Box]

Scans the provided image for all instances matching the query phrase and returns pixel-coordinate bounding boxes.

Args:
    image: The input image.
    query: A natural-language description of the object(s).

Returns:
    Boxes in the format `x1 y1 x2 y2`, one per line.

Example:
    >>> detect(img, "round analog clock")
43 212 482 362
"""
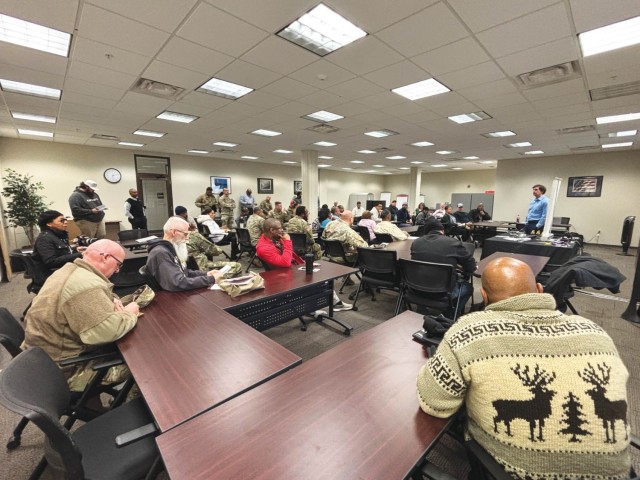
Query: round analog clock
103 168 122 184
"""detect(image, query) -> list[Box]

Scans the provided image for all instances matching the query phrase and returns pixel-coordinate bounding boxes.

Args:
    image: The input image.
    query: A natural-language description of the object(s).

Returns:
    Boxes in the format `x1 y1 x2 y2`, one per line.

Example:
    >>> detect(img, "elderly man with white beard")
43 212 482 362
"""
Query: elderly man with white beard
146 216 222 291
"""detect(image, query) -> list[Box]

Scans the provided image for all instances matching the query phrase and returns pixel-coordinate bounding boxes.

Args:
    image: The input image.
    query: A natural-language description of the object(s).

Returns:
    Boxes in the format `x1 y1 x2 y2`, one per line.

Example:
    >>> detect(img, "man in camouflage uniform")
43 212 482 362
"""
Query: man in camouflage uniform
287 205 322 260
269 201 290 224
187 231 242 277
259 196 273 213
322 209 367 263
286 200 296 219
218 188 236 227
195 186 218 213
246 207 266 246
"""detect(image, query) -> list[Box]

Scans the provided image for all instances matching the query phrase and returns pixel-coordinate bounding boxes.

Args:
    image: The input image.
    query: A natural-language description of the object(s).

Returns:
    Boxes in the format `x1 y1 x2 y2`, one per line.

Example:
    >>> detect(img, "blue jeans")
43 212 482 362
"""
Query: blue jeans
447 281 473 319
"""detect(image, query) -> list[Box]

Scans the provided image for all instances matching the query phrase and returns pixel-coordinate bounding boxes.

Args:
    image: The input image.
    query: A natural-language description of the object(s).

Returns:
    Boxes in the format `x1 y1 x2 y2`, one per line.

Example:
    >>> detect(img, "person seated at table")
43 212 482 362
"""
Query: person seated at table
246 207 266 246
32 210 83 292
235 206 250 228
414 206 431 226
186 231 242 276
469 202 492 222
397 203 412 224
196 207 240 260
323 210 368 263
357 210 377 243
287 205 323 260
23 239 139 392
453 203 471 223
411 218 475 318
440 205 471 242
374 209 409 241
318 208 332 229
416 257 630 479
174 205 197 231
146 217 222 291
269 201 290 224
256 218 352 311
432 202 447 219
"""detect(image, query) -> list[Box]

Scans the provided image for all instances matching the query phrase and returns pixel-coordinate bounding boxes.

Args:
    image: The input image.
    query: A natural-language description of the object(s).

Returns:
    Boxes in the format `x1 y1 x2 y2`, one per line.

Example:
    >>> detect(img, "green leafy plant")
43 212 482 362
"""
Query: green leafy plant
2 169 50 246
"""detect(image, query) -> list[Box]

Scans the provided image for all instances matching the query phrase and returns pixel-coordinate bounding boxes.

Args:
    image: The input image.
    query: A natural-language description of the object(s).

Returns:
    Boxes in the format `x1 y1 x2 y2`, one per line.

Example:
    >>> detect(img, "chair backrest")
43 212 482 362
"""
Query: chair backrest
201 224 211 236
0 307 25 357
375 232 394 243
18 254 46 293
356 247 398 275
322 239 347 262
552 216 570 225
289 232 307 255
118 229 149 241
139 265 163 292
416 225 426 237
0 347 84 478
399 259 455 294
356 226 371 244
235 228 252 247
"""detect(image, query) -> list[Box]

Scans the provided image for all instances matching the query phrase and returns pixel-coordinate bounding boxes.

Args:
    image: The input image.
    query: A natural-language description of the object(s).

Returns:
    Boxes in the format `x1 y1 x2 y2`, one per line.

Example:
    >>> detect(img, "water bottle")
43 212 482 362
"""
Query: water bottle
305 253 314 274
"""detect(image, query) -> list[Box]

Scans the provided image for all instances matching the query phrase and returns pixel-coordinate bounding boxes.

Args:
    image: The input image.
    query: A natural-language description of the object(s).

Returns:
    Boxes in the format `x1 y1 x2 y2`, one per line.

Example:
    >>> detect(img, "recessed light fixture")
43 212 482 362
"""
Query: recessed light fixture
431 164 448 168
318 155 333 159
372 164 385 168
463 156 479 160
197 78 253 99
411 141 434 147
282 160 298 164
357 149 376 154
156 111 198 123
277 3 366 56
392 78 450 100
350 160 365 164
410 161 424 164
448 111 492 124
579 15 640 57
479 160 496 164
602 130 637 138
213 141 239 147
364 129 398 138
17 128 53 137
313 141 336 147
318 164 332 167
386 155 406 160
11 112 56 123
189 149 209 154
0 79 61 99
0 14 71 57
342 167 354 170
436 150 456 155
482 131 516 138
241 156 259 160
274 149 294 154
303 110 344 122
523 150 544 155
118 141 144 147
398 167 410 170
596 112 640 124
134 129 166 137
451 167 463 170
251 129 282 137
364 170 378 173
506 142 532 148
602 142 633 148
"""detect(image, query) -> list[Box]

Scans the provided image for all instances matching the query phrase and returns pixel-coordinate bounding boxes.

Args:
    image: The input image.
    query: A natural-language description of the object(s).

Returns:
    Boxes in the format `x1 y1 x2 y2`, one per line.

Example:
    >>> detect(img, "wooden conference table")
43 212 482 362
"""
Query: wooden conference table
157 311 451 480
481 235 580 266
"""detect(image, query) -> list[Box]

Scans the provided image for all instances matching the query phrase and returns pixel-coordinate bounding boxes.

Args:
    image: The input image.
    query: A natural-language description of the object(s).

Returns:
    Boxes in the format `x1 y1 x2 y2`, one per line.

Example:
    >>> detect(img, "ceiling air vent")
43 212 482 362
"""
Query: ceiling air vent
130 78 185 100
91 133 119 141
590 80 640 101
370 147 390 153
305 123 340 134
555 125 595 135
516 61 581 89
570 145 600 152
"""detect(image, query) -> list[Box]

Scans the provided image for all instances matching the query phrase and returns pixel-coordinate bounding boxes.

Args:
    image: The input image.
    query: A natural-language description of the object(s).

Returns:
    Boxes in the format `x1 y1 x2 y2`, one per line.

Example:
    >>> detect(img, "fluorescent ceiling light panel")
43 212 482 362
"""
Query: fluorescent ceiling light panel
431 164 448 168
0 79 60 99
350 160 364 164
411 141 434 147
482 131 516 138
134 129 165 137
436 150 456 155
118 142 144 147
189 149 209 154
156 111 198 123
197 78 253 99
410 161 424 164
392 78 450 100
277 3 366 56
251 129 282 137
274 149 293 154
603 130 637 137
602 142 632 148
364 129 398 138
480 160 496 164
11 112 56 123
313 141 336 147
342 167 354 170
304 110 344 122
318 164 332 167
448 111 491 124
372 164 385 168
398 167 410 170
386 155 406 160
357 150 376 154
463 156 479 160
17 128 52 137
282 160 297 164
451 167 463 170
241 156 259 160
213 141 238 147
524 150 544 155
318 155 333 159
596 112 640 124
506 142 532 147
579 15 640 57
0 14 71 57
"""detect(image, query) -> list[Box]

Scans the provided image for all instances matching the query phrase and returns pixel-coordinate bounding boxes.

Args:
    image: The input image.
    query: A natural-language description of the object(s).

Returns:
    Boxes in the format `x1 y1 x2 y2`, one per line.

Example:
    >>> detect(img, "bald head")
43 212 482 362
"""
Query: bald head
480 257 543 305
83 239 126 278
340 209 354 225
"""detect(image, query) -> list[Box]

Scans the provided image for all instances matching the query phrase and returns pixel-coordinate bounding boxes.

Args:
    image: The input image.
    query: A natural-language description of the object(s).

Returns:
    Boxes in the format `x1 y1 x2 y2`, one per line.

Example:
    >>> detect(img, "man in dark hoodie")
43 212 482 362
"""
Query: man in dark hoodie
68 180 106 238
146 216 222 291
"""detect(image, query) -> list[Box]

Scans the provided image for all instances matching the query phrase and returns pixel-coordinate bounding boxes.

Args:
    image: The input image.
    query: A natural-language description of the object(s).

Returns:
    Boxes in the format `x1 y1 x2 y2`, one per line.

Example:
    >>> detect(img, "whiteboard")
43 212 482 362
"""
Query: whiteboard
396 194 408 205
380 192 391 205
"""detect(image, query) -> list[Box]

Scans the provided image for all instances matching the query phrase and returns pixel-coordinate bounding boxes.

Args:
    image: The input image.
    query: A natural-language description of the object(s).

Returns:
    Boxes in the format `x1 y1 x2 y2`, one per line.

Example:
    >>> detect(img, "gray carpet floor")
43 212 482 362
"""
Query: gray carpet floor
0 243 638 479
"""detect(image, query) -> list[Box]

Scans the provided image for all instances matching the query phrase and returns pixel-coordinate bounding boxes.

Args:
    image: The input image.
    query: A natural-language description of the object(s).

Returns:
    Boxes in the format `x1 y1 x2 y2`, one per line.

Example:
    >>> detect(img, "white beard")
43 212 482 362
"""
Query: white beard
173 240 189 266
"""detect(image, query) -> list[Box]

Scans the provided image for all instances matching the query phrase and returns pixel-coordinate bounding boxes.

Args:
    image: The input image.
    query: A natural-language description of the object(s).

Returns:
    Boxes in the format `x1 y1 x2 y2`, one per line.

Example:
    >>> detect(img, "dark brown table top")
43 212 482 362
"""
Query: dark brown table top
157 310 450 480
117 291 301 432
475 251 550 277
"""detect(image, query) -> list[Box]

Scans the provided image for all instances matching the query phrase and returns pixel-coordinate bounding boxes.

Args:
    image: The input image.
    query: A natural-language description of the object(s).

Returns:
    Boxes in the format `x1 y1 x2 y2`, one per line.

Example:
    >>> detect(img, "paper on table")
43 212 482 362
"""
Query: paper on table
136 236 158 243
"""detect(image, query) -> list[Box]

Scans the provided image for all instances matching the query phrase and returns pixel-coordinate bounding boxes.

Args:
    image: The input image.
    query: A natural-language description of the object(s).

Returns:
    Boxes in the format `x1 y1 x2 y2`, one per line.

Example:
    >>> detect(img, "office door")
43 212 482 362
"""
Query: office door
142 178 170 230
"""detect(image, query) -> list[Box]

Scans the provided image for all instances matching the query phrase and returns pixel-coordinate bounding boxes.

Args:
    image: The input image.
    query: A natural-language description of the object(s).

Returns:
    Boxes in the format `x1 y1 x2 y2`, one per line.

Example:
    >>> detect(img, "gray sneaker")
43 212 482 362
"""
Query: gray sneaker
333 301 353 312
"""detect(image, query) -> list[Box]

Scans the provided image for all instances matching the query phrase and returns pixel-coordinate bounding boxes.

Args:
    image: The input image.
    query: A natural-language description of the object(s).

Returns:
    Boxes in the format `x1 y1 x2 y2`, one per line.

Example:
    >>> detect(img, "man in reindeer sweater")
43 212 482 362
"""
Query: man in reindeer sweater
417 257 630 479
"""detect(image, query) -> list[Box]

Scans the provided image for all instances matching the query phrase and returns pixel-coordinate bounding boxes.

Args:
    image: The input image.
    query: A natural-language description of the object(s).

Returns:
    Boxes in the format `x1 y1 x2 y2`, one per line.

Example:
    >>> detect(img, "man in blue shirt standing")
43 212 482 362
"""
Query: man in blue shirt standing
524 184 549 234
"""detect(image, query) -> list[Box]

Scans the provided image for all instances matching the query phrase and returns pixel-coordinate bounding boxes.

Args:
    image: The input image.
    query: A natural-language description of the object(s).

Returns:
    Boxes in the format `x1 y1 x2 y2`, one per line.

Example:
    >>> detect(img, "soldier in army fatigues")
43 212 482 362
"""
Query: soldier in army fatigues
218 188 236 228
195 187 218 213
187 231 242 277
287 205 322 260
269 201 290 224
259 196 273 213
246 207 266 246
322 210 367 263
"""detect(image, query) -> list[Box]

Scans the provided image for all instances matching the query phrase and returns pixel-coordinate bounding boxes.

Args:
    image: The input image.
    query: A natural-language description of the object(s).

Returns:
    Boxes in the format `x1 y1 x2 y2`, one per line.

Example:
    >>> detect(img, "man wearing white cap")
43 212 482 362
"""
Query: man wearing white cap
69 180 106 238
453 203 471 224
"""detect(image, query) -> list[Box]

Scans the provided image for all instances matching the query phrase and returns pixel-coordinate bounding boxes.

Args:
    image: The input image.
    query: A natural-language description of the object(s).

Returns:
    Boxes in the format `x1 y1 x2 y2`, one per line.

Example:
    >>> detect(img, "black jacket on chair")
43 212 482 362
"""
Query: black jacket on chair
410 232 476 275
32 228 81 289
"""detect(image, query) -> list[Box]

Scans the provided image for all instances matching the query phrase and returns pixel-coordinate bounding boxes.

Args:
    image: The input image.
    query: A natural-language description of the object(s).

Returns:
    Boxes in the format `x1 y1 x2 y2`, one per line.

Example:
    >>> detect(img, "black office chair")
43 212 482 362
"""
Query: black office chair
0 347 161 480
288 232 309 256
374 232 394 243
349 247 400 311
201 224 233 260
111 256 147 297
9 250 42 294
322 239 361 293
415 225 426 237
356 225 373 244
139 265 163 292
396 259 460 319
117 229 149 241
235 228 258 272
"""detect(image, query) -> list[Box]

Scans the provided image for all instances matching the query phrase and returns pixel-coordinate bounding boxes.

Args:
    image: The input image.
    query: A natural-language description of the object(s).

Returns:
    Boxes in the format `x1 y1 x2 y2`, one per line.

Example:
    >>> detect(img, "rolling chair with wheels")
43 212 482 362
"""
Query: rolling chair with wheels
322 239 361 294
349 247 400 311
355 225 373 245
373 232 393 243
235 228 258 272
117 229 149 242
201 224 233 260
288 232 309 257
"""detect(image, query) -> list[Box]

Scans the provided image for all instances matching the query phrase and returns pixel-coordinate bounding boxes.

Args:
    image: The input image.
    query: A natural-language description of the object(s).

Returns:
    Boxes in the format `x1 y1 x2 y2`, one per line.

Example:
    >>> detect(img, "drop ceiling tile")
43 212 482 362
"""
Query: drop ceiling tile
355 91 405 110
438 61 505 90
114 92 174 115
68 60 137 90
204 0 313 31
143 60 210 90
72 37 150 76
411 37 490 77
476 3 571 58
0 43 68 78
330 77 386 100
430 101 480 117
78 4 170 57
86 0 198 33
364 60 430 90
238 91 289 110
177 3 268 57
583 45 640 89
157 37 234 76
289 60 356 89
215 60 282 89
475 92 529 109
384 102 429 118
569 0 640 33
531 92 590 111
401 110 441 125
447 0 559 33
332 0 435 33
177 91 231 111
0 62 65 89
261 77 317 100
331 101 374 117
591 94 640 112
496 37 579 77
1 0 79 32
299 90 345 109
240 36 316 76
376 3 468 58
457 78 518 101
327 36 404 75
63 91 118 109
2 92 60 111
521 78 587 101
271 101 316 117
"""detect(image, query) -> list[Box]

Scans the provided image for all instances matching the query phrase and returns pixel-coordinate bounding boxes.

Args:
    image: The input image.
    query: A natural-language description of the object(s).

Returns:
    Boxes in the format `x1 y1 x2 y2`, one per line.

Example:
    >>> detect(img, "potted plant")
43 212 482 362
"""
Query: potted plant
2 169 50 246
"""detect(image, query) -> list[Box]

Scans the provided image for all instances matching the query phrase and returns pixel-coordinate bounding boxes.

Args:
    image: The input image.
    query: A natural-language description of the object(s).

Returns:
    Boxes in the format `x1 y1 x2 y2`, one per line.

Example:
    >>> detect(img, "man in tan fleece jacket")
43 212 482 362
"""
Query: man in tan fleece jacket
23 239 139 392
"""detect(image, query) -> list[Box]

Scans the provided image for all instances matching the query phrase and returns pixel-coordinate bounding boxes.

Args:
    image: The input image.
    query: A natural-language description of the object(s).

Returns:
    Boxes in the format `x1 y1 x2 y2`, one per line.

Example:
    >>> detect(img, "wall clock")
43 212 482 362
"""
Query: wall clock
104 168 122 184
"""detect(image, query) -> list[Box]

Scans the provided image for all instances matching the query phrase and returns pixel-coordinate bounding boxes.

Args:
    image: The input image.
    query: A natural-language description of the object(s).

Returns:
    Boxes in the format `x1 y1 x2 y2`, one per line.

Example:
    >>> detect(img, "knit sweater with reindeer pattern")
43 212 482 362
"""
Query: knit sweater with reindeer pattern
417 293 630 479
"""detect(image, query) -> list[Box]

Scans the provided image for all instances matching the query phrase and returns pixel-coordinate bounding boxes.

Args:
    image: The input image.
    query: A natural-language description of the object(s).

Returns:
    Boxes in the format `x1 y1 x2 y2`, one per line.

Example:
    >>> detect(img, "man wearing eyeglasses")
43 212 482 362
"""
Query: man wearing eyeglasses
146 216 222 291
23 239 140 392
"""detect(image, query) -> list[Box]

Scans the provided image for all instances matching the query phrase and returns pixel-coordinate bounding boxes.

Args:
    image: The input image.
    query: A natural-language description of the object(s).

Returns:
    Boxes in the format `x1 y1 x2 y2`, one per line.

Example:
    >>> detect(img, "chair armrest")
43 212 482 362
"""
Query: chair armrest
115 422 157 447
59 346 119 367
465 440 512 480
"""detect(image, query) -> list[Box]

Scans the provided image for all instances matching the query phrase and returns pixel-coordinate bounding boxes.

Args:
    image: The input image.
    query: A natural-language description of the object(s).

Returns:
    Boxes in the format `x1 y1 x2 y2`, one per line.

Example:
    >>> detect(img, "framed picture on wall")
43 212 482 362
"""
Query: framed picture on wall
257 177 273 194
293 180 302 194
567 176 603 197
211 176 231 194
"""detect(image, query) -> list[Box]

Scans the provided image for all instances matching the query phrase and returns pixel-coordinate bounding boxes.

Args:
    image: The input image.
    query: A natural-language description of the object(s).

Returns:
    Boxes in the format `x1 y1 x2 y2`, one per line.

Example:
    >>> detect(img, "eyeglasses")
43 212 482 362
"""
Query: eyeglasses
101 253 123 269
56 217 68 223
174 229 191 236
